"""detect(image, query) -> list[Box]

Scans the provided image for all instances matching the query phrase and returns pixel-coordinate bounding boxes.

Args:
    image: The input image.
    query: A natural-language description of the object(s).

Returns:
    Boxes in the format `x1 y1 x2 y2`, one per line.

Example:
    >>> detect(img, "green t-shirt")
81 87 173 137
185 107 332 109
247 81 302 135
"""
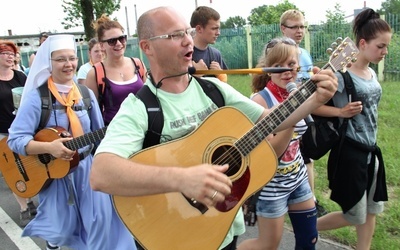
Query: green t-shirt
96 76 264 248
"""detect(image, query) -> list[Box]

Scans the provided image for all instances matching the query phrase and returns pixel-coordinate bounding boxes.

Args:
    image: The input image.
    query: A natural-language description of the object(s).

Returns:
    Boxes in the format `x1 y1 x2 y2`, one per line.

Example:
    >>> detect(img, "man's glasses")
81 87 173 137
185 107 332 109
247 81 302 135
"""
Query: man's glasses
101 35 127 46
51 57 79 63
0 52 16 57
282 24 308 30
148 28 196 41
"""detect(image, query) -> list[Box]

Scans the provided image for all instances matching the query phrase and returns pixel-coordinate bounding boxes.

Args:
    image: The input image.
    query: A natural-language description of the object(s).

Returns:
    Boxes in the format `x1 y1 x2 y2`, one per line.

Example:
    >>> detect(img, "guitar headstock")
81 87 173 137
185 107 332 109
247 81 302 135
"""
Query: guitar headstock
326 37 359 73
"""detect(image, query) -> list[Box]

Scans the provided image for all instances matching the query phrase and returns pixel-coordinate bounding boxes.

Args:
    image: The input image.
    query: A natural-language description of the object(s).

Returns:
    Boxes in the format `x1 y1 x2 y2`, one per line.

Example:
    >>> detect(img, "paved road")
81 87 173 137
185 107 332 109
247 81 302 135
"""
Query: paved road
1 172 351 250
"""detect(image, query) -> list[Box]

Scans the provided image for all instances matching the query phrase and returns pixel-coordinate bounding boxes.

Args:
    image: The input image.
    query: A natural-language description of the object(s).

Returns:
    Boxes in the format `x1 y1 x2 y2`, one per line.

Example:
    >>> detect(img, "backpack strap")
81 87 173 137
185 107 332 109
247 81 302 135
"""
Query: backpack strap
334 70 355 157
74 84 92 111
193 76 225 108
136 76 224 149
256 89 274 108
93 61 110 109
37 82 92 131
131 57 145 81
93 62 106 94
38 82 52 131
136 85 163 149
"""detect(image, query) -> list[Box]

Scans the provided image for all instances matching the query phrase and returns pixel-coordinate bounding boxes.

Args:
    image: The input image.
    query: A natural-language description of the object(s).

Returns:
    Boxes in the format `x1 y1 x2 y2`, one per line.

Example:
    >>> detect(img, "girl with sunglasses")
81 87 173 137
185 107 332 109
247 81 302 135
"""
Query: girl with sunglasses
238 37 318 250
85 14 147 125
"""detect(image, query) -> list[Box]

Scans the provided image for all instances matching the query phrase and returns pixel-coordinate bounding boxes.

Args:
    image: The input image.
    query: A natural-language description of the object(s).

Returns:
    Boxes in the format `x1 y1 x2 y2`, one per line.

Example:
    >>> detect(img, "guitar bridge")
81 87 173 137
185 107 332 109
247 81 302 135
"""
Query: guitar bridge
184 195 208 214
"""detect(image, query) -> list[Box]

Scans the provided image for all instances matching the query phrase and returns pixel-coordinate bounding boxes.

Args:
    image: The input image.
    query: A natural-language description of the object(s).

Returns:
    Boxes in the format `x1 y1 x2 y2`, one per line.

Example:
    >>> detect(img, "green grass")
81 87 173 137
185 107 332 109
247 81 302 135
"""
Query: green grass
227 75 400 249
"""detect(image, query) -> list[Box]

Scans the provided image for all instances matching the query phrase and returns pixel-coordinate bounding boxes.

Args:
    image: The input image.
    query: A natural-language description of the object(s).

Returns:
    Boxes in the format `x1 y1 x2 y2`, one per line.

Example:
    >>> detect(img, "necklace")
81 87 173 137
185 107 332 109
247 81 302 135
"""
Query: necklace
119 72 124 79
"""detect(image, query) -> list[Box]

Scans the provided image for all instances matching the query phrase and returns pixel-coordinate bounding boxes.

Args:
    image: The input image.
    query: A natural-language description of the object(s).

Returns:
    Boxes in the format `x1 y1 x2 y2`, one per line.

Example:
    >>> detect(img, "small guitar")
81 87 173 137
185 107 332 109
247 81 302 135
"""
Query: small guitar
0 126 107 198
112 37 359 250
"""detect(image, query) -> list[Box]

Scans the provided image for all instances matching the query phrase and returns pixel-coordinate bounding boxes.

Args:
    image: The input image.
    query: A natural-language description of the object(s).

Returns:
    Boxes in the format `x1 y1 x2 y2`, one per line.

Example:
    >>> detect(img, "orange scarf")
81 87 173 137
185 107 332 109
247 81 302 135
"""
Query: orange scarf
47 77 84 137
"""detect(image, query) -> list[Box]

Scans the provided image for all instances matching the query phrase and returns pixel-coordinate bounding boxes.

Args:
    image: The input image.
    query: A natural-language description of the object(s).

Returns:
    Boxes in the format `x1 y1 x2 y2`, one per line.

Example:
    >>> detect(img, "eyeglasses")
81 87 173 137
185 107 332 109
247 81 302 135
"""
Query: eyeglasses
101 35 127 46
282 24 308 30
51 57 79 63
0 52 16 57
148 28 196 41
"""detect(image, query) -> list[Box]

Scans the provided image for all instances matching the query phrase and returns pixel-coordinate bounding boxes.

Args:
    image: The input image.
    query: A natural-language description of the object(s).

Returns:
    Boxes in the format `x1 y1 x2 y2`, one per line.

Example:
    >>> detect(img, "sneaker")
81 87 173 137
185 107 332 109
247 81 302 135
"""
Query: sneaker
316 200 328 217
19 209 31 227
27 201 37 216
46 241 61 250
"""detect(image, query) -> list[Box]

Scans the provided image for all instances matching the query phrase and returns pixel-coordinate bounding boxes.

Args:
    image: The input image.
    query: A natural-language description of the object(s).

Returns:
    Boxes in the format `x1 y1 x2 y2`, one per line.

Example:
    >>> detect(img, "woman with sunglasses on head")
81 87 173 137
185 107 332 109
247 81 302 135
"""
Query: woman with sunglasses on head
85 14 147 125
316 8 391 249
237 37 319 250
7 35 136 250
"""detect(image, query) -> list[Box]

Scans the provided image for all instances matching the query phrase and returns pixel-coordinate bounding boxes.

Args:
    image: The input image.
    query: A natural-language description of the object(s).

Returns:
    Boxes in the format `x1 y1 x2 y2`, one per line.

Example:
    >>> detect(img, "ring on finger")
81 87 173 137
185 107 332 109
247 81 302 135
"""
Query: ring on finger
211 190 218 200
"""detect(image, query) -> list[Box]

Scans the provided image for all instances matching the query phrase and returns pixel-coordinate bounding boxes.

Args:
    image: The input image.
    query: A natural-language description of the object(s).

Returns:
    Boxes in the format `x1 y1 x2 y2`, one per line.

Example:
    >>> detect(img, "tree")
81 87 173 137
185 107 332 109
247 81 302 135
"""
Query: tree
247 0 297 26
61 0 121 41
324 3 347 25
221 16 247 29
379 0 400 15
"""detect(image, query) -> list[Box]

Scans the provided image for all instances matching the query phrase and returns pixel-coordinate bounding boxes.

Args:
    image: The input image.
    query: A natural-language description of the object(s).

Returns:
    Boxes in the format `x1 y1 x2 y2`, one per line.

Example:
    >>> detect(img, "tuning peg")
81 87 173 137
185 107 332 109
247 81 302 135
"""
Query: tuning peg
336 37 343 44
331 42 338 49
326 47 333 55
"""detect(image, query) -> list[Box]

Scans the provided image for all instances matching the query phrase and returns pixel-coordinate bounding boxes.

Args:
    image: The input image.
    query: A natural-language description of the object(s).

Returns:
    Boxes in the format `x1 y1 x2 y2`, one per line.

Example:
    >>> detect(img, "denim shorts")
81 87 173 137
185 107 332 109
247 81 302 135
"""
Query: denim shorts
256 180 313 218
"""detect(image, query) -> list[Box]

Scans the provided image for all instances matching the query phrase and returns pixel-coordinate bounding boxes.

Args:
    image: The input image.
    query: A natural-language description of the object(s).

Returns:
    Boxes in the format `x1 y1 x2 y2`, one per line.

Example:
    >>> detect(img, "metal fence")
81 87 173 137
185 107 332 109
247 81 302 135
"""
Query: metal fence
19 14 400 81
212 14 400 82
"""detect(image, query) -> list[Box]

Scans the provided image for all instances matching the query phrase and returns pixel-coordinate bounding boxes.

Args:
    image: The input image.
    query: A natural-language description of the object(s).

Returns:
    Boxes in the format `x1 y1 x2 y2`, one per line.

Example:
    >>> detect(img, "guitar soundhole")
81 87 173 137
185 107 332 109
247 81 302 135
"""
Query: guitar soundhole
38 154 52 165
212 145 242 177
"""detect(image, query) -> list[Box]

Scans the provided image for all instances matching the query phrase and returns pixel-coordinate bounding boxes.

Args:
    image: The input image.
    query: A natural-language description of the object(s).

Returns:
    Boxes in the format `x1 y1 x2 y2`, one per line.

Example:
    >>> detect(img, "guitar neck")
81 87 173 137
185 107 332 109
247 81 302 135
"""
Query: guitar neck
64 126 107 151
235 63 333 156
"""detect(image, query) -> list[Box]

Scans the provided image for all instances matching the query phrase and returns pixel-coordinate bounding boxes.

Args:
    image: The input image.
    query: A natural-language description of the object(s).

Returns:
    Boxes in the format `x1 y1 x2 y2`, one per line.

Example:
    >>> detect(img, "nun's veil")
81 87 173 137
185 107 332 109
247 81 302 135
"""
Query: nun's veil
20 34 77 104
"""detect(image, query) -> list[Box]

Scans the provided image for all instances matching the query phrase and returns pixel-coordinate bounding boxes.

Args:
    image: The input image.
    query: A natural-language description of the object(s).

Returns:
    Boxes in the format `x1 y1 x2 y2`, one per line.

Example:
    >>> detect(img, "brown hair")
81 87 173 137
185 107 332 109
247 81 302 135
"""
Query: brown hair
87 38 99 51
251 37 298 93
92 14 124 41
352 8 392 47
0 40 17 54
190 6 220 28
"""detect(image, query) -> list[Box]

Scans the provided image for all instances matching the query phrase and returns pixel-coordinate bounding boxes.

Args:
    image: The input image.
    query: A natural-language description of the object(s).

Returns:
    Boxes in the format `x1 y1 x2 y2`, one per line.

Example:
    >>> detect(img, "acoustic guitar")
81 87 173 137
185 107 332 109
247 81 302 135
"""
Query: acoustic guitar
0 126 107 198
112 37 359 250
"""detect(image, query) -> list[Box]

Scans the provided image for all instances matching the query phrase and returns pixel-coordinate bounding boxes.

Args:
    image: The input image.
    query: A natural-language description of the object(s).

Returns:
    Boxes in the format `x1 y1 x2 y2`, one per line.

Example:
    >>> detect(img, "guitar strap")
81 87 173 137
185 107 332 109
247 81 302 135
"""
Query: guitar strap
136 76 225 149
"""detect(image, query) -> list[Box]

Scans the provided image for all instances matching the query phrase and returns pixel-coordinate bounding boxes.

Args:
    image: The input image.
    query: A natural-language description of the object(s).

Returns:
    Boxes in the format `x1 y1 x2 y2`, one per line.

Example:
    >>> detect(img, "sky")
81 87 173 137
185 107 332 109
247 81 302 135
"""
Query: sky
1 0 384 36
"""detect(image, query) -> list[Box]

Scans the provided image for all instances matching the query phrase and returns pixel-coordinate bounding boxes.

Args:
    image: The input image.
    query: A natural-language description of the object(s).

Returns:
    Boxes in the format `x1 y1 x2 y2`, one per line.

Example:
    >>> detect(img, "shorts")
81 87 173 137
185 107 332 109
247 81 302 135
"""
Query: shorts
256 180 313 218
344 156 385 224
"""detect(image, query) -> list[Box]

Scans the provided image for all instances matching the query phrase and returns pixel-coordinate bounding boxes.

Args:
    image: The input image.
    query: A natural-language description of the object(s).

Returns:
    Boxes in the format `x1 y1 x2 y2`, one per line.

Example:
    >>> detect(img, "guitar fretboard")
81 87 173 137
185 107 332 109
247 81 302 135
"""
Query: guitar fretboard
233 37 359 156
64 126 107 151
234 64 330 156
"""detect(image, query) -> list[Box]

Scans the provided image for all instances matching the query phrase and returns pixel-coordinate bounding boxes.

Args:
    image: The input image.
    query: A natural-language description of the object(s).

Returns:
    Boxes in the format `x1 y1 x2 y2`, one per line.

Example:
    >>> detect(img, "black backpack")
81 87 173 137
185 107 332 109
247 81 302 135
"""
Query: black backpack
37 82 92 131
136 76 224 149
300 70 356 160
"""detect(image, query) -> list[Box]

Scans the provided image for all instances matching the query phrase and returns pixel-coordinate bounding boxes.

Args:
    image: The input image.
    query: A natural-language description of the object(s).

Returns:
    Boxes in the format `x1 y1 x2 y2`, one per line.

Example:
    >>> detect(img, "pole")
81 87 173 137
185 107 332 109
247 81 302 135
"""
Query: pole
195 0 198 8
125 6 130 37
134 4 143 61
